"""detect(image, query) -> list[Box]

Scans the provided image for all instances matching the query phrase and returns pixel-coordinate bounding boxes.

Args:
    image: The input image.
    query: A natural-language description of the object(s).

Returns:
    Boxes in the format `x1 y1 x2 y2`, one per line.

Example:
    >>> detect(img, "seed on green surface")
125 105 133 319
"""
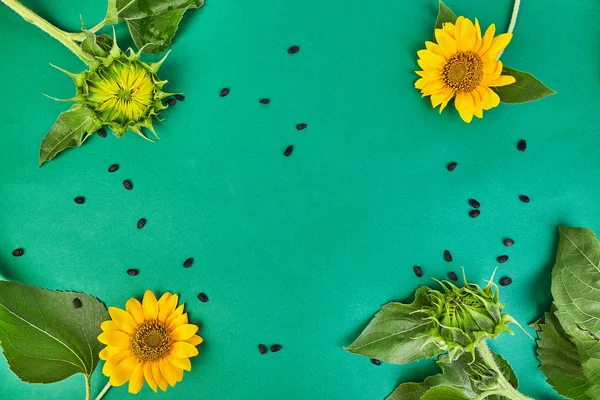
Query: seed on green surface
97 128 107 138
469 210 480 218
517 139 527 152
258 344 268 354
73 298 82 308
220 88 230 97
259 98 270 104
296 123 307 131
499 277 513 286
519 195 530 203
175 94 185 101
126 268 139 276
413 265 423 277
371 358 381 366
287 45 300 54
137 218 146 229
183 257 194 268
165 98 176 107
270 344 282 352
284 145 294 157
497 255 509 263
12 248 24 257
123 180 133 190
503 238 515 247
447 162 457 171
444 250 452 262
108 164 119 173
447 271 458 281
468 199 480 208
74 196 85 204
197 292 209 302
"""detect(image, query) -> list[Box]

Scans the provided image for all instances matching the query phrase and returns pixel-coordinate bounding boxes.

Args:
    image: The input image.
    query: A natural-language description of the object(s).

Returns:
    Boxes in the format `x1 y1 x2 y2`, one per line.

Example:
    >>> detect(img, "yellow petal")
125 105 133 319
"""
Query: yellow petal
431 88 454 111
99 345 121 361
454 16 465 45
476 85 493 110
484 33 512 60
186 335 204 346
158 294 179 323
108 307 138 335
175 366 184 382
425 41 446 59
487 87 501 107
109 356 139 387
471 89 484 119
126 298 145 325
128 361 145 394
477 23 496 56
457 17 476 52
168 313 189 330
165 304 185 327
171 341 199 358
417 50 446 71
142 290 159 320
160 358 178 387
421 80 447 96
143 362 158 393
101 321 119 331
415 70 442 80
102 350 133 376
434 29 457 57
153 361 168 391
487 75 516 87
442 21 456 39
171 324 199 341
168 356 192 371
98 330 131 349
472 19 483 53
455 92 475 123
158 292 173 306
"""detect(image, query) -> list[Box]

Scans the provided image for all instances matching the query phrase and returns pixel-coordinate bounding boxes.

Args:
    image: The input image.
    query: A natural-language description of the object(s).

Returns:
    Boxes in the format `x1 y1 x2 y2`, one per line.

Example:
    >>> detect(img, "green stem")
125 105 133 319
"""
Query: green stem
84 374 91 400
497 0 521 59
94 382 112 400
476 342 533 400
1 0 92 63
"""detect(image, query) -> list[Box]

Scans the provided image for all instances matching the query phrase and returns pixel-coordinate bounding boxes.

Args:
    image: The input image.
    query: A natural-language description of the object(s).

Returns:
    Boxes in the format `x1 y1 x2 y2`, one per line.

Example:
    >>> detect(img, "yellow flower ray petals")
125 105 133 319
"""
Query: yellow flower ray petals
108 307 138 334
126 298 145 324
110 356 140 387
168 355 192 371
171 341 199 358
128 361 145 394
142 290 159 320
98 330 131 348
153 361 168 391
144 362 158 393
171 324 199 341
186 335 204 346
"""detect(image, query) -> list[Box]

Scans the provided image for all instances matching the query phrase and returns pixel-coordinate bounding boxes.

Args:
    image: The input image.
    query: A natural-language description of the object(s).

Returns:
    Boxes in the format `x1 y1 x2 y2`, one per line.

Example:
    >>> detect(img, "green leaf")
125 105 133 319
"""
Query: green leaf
105 0 118 25
493 67 555 104
434 1 457 31
533 308 592 400
345 287 443 364
39 105 102 166
422 386 474 400
491 351 518 389
80 31 109 58
0 281 108 383
116 0 205 54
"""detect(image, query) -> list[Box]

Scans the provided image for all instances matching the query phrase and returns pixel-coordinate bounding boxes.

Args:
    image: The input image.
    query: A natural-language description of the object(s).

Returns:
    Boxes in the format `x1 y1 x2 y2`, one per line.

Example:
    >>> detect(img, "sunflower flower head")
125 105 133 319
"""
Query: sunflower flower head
415 16 516 123
98 290 203 394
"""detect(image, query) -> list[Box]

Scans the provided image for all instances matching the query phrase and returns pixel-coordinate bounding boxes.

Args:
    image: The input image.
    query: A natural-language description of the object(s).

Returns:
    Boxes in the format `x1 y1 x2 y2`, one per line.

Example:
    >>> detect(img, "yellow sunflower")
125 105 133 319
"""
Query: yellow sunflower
415 16 516 123
98 290 203 394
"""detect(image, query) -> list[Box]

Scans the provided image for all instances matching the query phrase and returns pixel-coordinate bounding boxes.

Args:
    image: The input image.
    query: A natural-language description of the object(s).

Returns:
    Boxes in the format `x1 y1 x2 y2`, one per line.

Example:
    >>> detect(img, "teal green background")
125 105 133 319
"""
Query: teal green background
0 0 599 398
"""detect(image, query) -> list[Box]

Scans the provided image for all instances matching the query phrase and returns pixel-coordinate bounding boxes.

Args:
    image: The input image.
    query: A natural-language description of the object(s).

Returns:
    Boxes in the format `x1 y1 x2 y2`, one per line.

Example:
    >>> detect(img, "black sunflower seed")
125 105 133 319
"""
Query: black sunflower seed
270 344 282 352
108 164 119 173
497 255 509 263
448 272 458 281
517 139 527 152
447 162 457 171
197 292 209 302
444 250 452 262
123 180 133 190
12 248 24 257
183 257 194 268
287 45 300 54
519 195 530 203
175 94 185 101
499 277 513 286
468 199 480 208
259 98 270 104
296 123 307 131
73 298 82 308
469 210 481 218
126 268 139 276
74 196 85 204
258 344 268 354
413 265 423 277
284 145 294 157
503 238 515 247
137 218 146 229
371 358 381 366
166 98 176 107
97 128 107 138
220 88 230 97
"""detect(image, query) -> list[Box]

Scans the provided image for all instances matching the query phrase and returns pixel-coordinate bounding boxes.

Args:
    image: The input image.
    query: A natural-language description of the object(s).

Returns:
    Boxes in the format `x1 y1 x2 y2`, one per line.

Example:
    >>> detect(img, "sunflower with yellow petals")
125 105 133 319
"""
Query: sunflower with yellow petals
98 290 203 394
415 16 516 123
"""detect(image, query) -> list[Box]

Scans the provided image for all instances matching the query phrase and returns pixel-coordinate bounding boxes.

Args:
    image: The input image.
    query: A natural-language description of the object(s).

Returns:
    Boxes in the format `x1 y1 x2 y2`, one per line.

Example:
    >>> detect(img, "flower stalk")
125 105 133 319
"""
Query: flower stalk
476 342 533 400
94 382 112 400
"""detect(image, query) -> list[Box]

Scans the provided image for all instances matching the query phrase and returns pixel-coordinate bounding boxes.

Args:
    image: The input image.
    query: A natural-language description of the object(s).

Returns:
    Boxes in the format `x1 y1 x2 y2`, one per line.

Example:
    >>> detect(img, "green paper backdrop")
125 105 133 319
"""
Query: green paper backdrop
1 0 598 398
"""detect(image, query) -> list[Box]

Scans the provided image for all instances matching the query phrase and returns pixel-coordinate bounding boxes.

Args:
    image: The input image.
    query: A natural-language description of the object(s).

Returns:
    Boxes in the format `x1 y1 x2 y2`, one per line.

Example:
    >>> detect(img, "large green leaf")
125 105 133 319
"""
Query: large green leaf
422 386 474 399
533 308 592 400
345 287 442 364
39 105 102 167
0 281 108 383
434 1 457 31
116 0 204 54
80 30 109 58
493 67 555 104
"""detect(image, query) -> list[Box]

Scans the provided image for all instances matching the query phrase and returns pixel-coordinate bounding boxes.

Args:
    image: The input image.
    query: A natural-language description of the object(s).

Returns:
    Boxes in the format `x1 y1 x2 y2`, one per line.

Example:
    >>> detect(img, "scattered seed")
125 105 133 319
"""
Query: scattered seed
468 199 480 209
283 145 294 157
371 358 381 366
503 238 515 247
413 265 423 278
296 123 307 131
259 98 270 104
519 195 530 203
220 88 230 97
443 250 452 262
137 218 146 229
183 257 194 268
287 45 300 54
97 128 107 138
73 298 82 308
126 268 139 276
175 94 185 101
197 292 209 302
447 162 457 171
74 196 85 204
12 248 24 257
258 344 268 354
108 164 119 173
499 277 513 286
270 344 282 352
517 139 527 152
448 271 458 281
469 209 481 218
123 180 133 190
166 98 176 107
497 255 509 263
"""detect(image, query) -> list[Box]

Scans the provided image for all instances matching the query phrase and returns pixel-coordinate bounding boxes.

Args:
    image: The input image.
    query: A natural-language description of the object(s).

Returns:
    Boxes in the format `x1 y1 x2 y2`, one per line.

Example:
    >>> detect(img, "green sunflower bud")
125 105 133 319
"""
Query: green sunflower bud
414 270 517 362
